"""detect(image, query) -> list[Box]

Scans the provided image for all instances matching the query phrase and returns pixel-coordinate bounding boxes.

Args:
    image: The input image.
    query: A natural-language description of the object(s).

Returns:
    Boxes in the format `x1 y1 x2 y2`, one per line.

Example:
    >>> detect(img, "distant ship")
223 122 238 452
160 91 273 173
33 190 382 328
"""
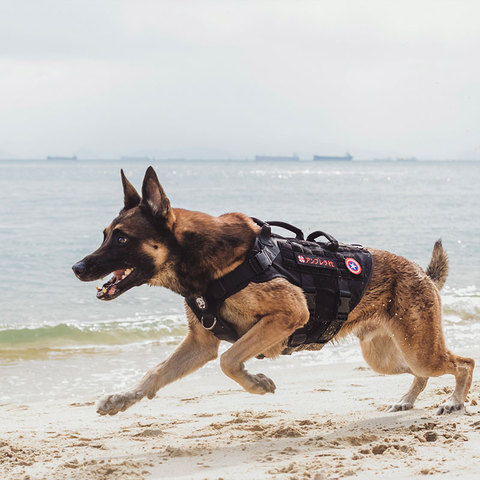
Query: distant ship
313 153 353 161
255 155 299 162
46 155 77 161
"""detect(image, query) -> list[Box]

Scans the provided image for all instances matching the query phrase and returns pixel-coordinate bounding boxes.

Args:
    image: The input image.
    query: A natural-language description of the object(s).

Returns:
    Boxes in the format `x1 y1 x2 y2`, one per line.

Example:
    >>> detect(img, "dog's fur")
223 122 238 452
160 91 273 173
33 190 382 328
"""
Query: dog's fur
73 167 474 416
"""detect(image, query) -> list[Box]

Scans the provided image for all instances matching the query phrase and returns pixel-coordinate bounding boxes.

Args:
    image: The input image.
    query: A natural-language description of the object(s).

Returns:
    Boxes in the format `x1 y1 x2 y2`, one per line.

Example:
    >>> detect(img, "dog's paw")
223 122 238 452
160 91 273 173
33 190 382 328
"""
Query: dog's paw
387 402 413 413
246 373 276 395
96 391 141 416
436 399 465 415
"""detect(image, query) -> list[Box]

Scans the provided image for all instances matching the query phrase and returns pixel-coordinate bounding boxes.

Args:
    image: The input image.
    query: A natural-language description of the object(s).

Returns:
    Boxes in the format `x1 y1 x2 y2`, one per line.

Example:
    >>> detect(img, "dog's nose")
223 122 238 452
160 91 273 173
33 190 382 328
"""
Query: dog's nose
72 261 86 277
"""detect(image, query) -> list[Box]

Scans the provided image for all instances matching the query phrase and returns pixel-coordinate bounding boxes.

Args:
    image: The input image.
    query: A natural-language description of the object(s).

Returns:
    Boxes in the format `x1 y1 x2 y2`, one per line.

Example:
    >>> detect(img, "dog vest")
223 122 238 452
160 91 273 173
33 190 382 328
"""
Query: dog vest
186 219 373 351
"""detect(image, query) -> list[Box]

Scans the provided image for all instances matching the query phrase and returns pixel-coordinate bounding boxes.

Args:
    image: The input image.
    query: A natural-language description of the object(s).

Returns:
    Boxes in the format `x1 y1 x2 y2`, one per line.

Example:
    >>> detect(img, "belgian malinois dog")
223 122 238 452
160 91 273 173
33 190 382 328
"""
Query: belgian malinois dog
72 167 474 416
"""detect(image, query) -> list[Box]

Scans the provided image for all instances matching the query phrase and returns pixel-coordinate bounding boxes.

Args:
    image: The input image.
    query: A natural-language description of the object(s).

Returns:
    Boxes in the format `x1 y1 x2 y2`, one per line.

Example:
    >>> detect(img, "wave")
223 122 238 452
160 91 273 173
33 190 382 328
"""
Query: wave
0 315 187 352
0 289 478 354
442 286 480 322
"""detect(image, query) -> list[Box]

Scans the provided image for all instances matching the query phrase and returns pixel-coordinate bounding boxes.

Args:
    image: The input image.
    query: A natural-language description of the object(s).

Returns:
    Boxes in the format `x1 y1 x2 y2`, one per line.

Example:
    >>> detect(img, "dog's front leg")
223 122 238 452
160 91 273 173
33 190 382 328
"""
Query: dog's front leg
97 320 220 416
220 311 306 394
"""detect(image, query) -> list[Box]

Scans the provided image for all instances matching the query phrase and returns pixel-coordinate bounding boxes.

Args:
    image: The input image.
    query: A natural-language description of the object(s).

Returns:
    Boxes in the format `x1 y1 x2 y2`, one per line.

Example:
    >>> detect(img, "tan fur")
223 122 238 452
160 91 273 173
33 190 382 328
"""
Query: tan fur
95 170 474 416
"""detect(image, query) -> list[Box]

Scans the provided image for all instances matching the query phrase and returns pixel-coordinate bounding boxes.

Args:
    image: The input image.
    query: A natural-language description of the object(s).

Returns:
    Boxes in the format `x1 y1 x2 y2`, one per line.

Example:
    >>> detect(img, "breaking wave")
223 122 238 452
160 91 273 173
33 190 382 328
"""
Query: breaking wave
0 288 478 354
0 315 187 352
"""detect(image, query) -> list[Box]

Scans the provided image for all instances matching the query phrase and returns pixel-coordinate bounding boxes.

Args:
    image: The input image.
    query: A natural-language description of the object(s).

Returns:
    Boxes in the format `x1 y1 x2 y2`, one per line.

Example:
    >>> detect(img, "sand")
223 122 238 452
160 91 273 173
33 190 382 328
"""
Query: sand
1 353 480 480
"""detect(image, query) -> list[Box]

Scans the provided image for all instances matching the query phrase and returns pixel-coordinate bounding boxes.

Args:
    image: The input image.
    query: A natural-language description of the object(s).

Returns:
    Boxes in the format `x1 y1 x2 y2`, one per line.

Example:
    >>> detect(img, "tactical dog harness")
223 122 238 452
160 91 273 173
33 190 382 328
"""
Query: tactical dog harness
186 219 373 352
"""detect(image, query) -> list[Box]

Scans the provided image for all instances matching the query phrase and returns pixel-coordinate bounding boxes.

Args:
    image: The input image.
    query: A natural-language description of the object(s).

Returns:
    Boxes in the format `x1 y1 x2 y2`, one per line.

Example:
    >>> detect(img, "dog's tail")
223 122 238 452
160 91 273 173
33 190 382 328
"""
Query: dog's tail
425 239 449 290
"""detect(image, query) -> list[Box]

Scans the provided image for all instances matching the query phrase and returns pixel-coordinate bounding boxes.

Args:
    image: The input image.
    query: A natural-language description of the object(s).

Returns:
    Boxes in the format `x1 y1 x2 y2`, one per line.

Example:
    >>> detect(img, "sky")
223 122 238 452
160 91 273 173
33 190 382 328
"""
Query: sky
0 0 479 160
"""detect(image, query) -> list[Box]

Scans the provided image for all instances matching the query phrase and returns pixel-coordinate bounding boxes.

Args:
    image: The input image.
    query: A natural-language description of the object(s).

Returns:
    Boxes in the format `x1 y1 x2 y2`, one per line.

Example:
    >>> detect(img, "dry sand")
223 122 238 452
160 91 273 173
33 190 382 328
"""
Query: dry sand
1 354 480 480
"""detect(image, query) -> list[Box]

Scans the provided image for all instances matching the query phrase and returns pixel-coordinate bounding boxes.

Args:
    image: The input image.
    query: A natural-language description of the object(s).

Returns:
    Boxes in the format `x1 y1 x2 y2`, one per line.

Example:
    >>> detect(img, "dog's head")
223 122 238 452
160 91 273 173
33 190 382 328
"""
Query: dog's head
72 166 179 300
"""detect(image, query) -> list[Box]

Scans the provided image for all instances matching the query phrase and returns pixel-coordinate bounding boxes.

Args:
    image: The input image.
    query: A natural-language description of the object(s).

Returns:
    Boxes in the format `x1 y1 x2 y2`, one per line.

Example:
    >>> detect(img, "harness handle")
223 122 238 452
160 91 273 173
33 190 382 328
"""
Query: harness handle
306 230 339 251
265 221 305 240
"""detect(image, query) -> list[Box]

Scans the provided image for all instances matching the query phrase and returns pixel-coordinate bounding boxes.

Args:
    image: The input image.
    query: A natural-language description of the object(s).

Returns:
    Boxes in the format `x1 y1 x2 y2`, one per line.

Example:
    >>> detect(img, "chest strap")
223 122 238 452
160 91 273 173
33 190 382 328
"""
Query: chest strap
185 230 276 343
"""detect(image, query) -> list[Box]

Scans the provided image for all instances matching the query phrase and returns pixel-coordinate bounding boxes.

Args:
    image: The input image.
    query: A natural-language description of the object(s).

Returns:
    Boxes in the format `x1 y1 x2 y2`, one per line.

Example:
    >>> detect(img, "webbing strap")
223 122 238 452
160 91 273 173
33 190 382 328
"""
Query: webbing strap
209 247 277 300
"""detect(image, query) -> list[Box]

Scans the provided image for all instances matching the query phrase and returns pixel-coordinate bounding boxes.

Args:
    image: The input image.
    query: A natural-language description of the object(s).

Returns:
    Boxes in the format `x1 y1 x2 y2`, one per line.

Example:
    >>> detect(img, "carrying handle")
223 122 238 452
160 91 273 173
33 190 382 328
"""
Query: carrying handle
266 221 304 240
251 218 304 240
306 230 339 251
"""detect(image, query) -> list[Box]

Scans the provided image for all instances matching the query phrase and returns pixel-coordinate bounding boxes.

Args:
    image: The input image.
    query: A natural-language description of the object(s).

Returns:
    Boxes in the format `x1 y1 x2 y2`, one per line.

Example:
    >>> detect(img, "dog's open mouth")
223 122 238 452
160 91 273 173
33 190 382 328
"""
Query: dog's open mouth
96 268 135 300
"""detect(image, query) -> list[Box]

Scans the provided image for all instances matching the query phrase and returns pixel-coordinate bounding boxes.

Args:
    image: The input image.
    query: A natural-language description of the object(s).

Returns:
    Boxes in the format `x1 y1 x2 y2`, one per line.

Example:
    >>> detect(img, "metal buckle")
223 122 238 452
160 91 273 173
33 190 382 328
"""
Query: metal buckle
201 315 217 330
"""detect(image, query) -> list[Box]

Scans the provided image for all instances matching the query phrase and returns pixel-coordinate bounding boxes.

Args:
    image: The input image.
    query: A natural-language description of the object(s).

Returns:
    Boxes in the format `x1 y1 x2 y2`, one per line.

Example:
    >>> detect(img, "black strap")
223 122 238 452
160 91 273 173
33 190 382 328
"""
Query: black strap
185 297 239 343
209 244 278 300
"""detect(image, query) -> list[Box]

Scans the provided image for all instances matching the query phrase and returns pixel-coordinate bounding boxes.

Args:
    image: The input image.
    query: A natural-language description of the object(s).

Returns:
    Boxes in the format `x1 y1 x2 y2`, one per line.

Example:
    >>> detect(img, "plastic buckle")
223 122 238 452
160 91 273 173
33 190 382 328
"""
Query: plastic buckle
337 290 351 321
289 333 308 347
249 250 272 274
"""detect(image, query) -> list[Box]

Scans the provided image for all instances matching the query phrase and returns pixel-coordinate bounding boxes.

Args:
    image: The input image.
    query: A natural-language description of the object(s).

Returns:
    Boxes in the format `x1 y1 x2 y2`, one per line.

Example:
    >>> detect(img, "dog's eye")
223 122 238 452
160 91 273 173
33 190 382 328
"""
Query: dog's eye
117 236 128 245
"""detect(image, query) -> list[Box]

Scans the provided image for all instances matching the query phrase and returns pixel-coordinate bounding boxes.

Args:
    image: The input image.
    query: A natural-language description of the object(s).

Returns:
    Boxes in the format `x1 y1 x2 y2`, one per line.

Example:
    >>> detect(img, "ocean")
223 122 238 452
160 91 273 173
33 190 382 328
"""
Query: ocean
0 159 479 403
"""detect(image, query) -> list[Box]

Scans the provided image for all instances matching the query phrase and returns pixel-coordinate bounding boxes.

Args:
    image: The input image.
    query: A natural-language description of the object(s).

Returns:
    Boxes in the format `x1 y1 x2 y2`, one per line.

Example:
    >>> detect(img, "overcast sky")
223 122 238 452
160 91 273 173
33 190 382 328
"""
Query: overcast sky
1 0 479 160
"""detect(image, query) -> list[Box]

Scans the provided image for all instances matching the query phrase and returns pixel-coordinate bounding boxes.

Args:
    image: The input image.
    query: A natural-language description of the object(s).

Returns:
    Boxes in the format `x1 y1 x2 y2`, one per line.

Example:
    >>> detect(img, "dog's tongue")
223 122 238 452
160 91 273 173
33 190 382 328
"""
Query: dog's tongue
107 270 126 296
114 269 125 281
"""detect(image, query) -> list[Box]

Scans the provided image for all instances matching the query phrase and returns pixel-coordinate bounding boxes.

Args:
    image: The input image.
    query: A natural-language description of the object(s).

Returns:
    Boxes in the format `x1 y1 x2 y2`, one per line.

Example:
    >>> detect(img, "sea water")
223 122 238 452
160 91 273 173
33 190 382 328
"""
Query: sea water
0 160 479 402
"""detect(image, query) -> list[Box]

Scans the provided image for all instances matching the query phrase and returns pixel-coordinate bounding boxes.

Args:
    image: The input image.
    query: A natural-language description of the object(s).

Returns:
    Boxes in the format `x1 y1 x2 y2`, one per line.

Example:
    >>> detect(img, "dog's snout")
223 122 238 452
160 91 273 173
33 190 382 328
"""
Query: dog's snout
72 260 86 277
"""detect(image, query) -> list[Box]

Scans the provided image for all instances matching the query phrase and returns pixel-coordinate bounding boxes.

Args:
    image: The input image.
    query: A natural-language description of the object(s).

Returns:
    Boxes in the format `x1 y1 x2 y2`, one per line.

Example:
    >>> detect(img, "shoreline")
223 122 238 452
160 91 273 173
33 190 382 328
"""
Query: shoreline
2 354 480 479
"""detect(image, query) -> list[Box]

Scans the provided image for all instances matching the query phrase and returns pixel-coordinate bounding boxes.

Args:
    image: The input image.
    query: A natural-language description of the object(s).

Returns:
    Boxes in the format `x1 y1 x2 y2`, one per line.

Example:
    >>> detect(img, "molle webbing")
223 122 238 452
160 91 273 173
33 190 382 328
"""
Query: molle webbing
186 219 373 351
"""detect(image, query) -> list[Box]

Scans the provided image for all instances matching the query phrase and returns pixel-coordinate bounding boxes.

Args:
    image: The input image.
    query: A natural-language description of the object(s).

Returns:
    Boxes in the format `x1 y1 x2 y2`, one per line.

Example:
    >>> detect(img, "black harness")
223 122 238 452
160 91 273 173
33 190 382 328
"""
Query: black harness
186 219 373 352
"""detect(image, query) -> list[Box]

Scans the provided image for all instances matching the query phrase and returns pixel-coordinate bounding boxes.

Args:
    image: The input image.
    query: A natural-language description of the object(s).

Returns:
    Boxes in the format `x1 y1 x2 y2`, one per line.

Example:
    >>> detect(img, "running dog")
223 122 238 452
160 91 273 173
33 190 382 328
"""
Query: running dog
72 167 474 416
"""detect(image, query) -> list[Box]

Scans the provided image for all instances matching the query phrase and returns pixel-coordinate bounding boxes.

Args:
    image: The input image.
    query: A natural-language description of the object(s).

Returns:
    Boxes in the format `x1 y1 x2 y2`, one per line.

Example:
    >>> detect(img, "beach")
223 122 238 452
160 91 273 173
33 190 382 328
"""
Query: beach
2 348 480 480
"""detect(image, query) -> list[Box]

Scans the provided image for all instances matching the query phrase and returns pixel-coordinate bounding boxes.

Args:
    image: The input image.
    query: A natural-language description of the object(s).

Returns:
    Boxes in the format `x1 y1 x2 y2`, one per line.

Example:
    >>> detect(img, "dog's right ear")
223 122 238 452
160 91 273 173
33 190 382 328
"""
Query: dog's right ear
121 169 141 210
140 166 174 226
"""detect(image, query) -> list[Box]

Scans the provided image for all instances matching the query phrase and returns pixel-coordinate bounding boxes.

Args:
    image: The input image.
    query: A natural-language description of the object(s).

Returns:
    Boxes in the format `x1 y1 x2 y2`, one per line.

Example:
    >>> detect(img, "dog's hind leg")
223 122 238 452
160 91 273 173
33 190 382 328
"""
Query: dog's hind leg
387 376 429 412
386 298 475 415
96 318 220 416
435 353 474 414
358 327 429 411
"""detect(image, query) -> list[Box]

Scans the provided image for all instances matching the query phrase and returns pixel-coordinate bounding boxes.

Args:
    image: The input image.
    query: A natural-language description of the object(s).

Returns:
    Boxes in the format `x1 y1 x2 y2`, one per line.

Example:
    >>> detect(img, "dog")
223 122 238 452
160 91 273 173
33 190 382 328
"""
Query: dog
72 166 474 416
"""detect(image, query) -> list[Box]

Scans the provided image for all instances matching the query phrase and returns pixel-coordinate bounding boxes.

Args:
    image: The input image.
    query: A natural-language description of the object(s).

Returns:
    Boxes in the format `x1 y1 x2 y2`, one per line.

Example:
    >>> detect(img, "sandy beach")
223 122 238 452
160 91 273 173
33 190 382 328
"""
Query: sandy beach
2 349 480 480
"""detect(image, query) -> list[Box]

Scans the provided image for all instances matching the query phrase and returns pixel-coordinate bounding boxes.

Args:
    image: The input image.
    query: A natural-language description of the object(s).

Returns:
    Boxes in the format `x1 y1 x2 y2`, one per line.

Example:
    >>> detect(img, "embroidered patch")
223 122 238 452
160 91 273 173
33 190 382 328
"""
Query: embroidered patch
295 254 336 269
345 257 362 275
195 296 207 310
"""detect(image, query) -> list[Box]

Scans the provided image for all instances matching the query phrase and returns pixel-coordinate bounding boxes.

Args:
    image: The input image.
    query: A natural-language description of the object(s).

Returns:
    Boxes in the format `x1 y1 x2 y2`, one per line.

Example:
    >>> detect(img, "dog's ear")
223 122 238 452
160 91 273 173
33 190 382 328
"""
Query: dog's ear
140 166 173 223
121 169 141 210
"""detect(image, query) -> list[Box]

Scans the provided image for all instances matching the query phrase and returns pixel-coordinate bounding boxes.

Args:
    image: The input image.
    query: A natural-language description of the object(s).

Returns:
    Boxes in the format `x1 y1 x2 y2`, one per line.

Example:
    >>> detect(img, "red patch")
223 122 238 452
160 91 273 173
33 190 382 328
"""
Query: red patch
296 254 336 269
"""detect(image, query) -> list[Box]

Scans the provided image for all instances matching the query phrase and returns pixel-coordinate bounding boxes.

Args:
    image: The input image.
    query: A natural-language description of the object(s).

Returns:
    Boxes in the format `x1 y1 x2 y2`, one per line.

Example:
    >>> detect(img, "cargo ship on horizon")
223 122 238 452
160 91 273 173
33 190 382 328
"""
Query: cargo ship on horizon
313 153 353 161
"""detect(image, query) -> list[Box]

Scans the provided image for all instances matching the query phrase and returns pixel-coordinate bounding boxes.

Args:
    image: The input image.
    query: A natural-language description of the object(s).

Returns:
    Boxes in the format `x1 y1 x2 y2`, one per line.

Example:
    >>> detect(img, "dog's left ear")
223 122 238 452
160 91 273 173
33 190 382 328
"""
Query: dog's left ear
141 166 174 224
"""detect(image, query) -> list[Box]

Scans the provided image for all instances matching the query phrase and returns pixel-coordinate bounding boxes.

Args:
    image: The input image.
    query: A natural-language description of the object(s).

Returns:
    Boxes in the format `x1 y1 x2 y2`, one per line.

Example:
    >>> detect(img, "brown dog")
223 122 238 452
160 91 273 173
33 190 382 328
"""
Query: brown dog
72 167 474 416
